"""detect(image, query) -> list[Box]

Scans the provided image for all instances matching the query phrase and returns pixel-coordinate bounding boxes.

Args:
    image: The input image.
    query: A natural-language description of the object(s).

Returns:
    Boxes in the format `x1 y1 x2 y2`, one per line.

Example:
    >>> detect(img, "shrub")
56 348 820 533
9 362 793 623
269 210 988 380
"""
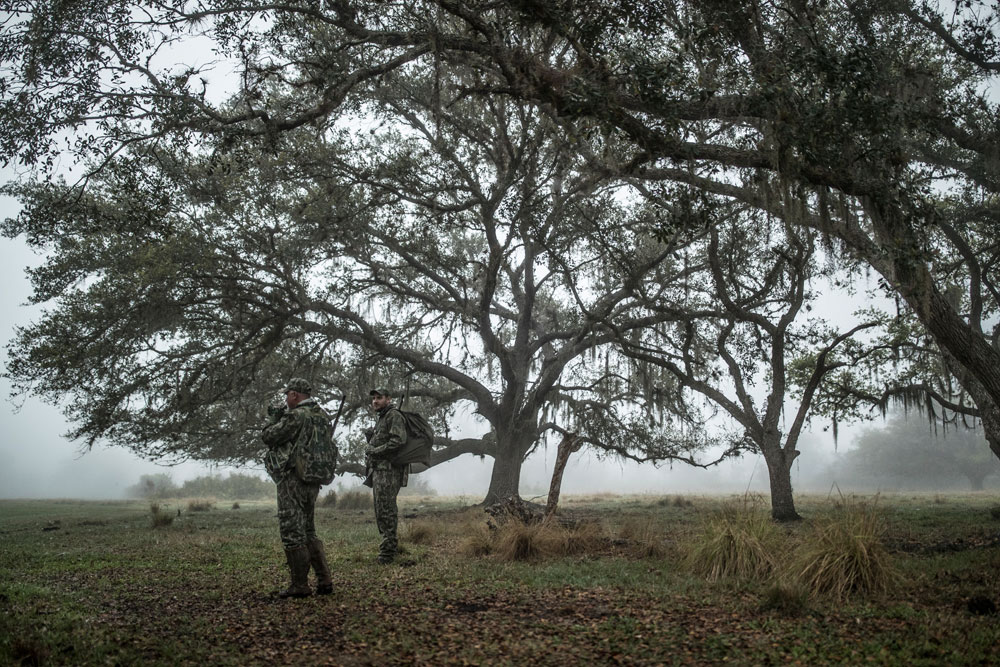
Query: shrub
319 490 338 508
231 502 240 510
458 522 493 557
187 499 214 512
150 503 174 528
338 490 370 510
790 501 896 600
491 520 593 561
562 521 605 556
403 519 439 545
684 496 779 582
494 521 547 561
989 505 1000 521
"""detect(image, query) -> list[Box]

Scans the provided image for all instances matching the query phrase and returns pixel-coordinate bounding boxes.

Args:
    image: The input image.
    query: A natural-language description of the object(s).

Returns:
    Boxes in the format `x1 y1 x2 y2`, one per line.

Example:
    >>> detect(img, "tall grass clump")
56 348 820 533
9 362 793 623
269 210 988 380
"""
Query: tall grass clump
790 500 896 600
562 520 605 556
403 519 440 545
150 503 174 528
489 519 604 561
684 496 779 582
319 490 338 508
187 499 214 512
458 521 494 557
494 521 548 561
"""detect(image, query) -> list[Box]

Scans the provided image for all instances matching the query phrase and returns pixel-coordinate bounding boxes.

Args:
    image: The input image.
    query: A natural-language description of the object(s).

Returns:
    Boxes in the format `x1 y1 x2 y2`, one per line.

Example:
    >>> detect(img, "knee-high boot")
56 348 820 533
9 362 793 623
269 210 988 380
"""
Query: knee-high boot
279 546 312 599
307 538 333 595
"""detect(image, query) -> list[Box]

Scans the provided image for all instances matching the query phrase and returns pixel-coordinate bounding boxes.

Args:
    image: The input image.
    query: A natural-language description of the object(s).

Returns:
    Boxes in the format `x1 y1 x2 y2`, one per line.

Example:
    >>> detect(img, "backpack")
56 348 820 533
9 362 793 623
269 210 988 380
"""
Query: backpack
390 408 434 472
293 405 339 485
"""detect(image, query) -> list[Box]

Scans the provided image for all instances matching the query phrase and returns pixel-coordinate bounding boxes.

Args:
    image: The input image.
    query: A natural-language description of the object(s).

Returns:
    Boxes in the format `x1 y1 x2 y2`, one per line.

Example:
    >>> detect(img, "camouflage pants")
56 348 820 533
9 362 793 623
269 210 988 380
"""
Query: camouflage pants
276 473 321 549
372 463 407 558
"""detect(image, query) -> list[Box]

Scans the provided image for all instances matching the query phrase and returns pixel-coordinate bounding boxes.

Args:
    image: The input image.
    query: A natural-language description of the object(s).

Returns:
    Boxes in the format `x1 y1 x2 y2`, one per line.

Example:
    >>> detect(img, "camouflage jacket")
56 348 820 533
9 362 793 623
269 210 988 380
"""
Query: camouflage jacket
261 399 332 482
366 406 407 464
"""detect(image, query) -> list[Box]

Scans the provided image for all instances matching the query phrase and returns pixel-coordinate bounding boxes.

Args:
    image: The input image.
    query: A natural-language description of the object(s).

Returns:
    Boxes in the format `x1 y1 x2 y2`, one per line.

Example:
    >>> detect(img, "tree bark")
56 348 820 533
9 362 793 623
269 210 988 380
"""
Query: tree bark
761 445 801 522
483 434 528 505
545 433 581 518
870 205 1000 432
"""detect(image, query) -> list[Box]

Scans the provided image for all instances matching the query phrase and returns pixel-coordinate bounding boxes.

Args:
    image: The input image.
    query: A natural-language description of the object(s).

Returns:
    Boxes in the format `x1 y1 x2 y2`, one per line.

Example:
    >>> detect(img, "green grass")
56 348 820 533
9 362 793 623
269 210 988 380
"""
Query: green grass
1 493 999 665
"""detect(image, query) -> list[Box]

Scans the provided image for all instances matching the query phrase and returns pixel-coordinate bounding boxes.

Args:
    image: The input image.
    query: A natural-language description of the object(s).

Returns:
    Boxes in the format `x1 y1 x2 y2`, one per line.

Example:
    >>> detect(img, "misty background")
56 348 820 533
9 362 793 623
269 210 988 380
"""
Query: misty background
0 168 991 501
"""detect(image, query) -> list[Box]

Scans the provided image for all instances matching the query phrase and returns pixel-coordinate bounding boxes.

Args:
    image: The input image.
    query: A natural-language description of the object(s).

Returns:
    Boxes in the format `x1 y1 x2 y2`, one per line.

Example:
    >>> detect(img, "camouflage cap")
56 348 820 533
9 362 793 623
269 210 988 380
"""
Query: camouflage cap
284 377 313 395
369 387 392 397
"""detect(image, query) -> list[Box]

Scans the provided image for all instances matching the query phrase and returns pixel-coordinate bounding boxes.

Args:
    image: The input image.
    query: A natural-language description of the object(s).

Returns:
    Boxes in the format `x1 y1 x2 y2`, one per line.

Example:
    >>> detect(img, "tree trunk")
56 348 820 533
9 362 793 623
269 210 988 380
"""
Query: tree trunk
761 445 801 522
967 472 987 492
482 436 526 505
869 205 1000 425
545 433 581 518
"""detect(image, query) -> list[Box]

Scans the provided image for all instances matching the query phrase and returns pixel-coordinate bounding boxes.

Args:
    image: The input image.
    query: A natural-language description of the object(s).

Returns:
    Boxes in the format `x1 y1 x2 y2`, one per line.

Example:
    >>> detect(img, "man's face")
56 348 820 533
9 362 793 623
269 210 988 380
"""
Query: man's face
285 390 305 409
371 393 391 412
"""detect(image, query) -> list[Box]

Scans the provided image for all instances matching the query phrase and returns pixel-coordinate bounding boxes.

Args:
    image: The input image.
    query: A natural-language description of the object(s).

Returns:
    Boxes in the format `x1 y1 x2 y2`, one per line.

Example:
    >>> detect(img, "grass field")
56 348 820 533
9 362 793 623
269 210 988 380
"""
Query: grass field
2 492 999 665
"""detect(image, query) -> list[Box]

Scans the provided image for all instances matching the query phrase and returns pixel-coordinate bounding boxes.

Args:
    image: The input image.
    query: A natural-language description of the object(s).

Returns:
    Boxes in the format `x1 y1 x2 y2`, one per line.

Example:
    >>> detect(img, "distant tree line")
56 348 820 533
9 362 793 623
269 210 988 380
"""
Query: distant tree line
822 415 1000 493
125 473 274 500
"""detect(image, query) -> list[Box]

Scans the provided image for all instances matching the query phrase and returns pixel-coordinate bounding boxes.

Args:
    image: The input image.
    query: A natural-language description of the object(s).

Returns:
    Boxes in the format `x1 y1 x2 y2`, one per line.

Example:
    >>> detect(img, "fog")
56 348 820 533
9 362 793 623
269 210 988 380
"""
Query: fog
0 169 885 502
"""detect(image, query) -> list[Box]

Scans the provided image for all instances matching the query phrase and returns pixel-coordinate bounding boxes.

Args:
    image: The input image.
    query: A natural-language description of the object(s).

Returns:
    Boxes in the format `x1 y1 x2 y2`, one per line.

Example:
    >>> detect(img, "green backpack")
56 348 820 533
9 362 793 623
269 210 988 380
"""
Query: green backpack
390 409 434 472
293 404 339 485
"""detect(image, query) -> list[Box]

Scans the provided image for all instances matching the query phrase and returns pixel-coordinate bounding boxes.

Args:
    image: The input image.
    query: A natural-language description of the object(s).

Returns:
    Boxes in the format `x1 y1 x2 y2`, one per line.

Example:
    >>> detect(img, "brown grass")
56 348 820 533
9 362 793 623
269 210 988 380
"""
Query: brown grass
683 496 779 582
457 521 493 557
186 499 214 512
789 500 897 600
149 503 174 528
403 519 440 545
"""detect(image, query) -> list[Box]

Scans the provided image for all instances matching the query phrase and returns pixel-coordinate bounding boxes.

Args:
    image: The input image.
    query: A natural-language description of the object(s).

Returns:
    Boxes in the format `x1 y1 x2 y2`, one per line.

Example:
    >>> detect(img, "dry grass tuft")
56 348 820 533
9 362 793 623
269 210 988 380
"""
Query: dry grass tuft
186 499 214 512
790 501 896 600
562 520 606 555
489 519 605 561
493 521 548 561
403 519 440 545
684 496 779 582
319 490 338 508
150 503 174 528
457 521 494 557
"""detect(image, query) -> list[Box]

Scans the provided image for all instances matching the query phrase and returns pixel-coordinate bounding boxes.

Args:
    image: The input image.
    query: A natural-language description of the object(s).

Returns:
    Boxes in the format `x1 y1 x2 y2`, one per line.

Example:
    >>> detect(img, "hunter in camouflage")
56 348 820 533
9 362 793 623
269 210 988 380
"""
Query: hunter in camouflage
366 388 408 564
261 377 334 598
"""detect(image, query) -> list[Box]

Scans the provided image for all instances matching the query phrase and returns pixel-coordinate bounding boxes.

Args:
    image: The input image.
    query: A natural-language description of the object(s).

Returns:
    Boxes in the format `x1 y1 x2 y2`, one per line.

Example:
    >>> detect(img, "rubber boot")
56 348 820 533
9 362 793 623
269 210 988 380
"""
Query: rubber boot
278 546 312 599
308 538 333 595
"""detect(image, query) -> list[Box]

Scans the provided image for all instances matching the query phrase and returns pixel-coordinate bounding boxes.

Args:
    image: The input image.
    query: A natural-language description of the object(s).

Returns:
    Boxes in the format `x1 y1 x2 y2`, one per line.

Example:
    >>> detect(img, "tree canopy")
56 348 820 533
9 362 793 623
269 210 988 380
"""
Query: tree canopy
3 0 999 498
